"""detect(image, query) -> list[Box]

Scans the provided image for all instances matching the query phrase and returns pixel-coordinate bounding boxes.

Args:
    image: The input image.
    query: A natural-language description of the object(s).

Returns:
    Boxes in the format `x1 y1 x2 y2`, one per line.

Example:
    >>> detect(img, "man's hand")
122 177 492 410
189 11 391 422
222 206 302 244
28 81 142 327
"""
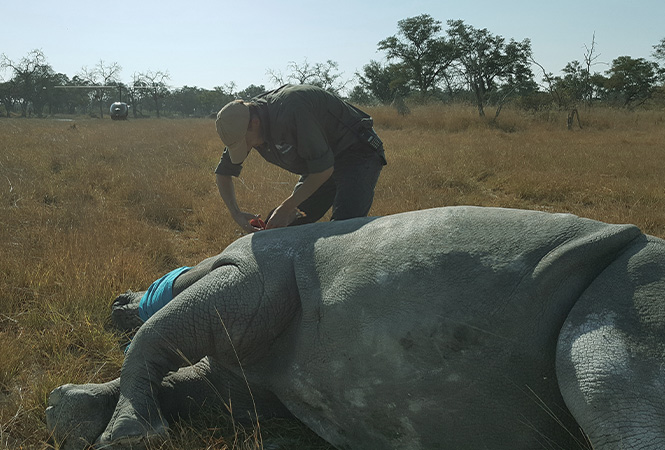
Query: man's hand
266 205 299 229
266 167 333 229
232 211 264 233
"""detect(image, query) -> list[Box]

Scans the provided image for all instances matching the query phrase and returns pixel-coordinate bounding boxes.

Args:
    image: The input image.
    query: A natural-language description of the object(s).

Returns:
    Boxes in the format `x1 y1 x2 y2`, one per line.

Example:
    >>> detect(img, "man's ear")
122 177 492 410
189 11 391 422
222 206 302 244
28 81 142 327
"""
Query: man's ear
248 116 261 130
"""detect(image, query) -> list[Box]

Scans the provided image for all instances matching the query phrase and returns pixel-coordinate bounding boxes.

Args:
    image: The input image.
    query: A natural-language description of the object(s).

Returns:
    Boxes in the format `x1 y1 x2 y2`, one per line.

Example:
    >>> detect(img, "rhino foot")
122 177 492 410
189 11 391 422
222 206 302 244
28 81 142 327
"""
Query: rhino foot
110 290 144 334
46 382 118 450
96 394 168 449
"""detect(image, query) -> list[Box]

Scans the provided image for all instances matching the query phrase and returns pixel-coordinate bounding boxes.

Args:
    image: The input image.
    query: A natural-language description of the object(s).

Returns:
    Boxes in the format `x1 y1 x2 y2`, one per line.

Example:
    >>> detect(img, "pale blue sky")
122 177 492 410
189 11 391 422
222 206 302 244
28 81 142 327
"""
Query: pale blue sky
3 0 664 92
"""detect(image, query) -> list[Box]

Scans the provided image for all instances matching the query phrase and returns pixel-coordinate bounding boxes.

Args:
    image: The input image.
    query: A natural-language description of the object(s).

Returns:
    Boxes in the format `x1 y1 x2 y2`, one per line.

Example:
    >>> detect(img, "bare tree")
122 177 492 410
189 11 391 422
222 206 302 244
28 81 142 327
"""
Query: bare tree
582 33 601 105
0 49 53 117
530 57 564 107
267 59 348 94
136 70 170 118
78 60 122 117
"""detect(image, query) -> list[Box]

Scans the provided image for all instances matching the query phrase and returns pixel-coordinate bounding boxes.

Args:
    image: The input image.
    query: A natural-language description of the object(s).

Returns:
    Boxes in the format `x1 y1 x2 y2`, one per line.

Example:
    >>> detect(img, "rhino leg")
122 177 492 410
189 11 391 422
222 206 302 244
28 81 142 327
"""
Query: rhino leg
97 263 291 447
110 290 145 334
110 255 224 335
48 354 288 450
557 237 665 449
46 380 119 450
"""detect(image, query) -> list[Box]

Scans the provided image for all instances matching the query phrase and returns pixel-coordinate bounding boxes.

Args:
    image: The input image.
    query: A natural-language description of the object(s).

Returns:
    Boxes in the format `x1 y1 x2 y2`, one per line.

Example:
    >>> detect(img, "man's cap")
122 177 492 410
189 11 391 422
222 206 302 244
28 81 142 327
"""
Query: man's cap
216 100 250 164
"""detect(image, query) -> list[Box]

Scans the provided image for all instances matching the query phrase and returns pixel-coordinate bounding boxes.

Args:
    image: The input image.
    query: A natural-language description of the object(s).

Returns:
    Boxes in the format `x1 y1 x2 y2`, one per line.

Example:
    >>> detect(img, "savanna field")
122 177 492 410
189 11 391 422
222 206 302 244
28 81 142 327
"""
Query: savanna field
1 105 665 449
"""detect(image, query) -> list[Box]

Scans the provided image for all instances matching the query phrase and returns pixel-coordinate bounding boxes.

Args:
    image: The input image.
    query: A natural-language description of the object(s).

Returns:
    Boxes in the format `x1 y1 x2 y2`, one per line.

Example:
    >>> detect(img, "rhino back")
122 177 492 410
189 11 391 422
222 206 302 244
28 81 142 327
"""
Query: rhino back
253 206 642 449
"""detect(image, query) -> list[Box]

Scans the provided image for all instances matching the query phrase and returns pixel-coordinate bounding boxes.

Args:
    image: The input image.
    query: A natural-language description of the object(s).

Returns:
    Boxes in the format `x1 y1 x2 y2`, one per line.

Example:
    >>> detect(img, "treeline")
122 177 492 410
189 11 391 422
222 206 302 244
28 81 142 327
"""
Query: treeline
2 14 664 119
0 50 266 119
352 15 665 115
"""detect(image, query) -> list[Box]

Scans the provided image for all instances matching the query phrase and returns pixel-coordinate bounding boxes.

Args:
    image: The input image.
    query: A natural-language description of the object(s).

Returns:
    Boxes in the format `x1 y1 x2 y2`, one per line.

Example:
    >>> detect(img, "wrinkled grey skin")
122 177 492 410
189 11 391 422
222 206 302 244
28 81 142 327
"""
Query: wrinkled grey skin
45 206 665 449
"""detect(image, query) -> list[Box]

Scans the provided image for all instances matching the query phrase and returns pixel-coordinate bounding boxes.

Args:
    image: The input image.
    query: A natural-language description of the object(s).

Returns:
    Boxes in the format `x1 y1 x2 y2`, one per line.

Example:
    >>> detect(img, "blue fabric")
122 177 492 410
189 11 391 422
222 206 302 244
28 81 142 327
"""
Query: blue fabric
138 266 191 321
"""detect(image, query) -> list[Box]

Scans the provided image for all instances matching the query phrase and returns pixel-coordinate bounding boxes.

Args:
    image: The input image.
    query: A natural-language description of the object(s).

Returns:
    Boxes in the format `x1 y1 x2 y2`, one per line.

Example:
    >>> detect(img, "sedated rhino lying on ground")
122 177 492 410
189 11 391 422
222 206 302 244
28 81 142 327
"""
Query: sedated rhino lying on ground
45 206 665 449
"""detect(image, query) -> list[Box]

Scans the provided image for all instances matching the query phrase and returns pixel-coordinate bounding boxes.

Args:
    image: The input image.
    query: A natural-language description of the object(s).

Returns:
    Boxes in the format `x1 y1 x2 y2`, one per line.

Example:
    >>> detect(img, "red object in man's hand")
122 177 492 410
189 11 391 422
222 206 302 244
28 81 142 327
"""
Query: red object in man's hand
250 218 266 230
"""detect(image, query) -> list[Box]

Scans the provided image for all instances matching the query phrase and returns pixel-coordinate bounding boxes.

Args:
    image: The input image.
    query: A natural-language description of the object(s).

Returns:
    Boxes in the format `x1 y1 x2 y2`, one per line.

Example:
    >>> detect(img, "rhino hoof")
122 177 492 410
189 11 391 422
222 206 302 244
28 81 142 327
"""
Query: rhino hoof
46 383 116 450
96 416 169 449
110 291 144 333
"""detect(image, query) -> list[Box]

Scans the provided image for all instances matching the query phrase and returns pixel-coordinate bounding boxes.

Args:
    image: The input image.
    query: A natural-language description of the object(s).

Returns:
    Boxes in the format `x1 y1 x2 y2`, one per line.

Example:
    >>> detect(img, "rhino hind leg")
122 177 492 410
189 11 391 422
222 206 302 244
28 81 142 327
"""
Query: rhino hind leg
557 238 665 449
109 255 225 335
110 290 145 334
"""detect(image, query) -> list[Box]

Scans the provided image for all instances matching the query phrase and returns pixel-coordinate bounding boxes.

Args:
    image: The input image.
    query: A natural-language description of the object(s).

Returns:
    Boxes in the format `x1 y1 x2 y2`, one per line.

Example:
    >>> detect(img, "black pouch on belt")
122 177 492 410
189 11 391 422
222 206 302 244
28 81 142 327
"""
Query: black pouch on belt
358 127 383 150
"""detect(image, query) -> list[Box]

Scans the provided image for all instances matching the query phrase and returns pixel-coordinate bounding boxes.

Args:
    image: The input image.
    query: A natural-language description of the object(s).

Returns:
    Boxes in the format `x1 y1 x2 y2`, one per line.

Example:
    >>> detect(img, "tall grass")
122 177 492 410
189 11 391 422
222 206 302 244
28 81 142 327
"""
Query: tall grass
372 104 665 237
0 104 664 448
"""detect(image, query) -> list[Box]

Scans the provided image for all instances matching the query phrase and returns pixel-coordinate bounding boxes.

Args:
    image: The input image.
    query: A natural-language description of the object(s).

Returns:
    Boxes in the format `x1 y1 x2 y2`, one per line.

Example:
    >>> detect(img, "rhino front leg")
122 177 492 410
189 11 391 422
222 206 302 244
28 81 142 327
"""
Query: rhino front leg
46 380 119 450
557 238 665 449
48 355 286 450
97 264 295 447
47 360 210 450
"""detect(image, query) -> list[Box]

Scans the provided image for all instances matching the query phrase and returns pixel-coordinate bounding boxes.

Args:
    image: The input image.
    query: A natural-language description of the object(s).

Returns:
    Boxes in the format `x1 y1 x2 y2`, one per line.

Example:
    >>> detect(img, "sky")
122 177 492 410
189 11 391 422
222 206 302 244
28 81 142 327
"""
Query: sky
2 0 664 93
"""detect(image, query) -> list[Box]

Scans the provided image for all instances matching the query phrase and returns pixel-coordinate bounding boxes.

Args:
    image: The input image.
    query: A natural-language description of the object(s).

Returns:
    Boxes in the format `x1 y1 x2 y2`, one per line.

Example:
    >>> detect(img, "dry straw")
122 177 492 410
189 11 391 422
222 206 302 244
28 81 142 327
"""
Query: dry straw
0 104 664 448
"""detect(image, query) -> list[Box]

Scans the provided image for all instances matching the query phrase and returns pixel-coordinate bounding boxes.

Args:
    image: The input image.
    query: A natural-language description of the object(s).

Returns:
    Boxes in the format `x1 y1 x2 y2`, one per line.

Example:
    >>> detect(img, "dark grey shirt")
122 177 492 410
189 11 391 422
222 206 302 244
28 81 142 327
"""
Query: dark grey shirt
215 84 384 177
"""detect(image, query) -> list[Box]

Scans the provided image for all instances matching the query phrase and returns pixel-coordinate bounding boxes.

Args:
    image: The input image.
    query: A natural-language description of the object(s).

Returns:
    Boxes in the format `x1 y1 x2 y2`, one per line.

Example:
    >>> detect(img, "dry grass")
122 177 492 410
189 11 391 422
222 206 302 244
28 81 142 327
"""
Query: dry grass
372 104 665 237
0 104 664 449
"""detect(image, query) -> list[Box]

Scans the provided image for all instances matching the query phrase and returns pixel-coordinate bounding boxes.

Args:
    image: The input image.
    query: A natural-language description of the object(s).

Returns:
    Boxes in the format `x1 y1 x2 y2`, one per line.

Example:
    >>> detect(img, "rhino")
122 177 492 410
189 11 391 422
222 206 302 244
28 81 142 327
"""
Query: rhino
45 206 665 449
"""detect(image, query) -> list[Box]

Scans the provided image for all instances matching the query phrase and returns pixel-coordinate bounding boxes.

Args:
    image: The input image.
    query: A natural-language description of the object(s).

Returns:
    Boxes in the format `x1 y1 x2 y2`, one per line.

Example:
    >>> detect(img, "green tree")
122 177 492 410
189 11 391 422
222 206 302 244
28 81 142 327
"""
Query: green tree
166 85 203 116
603 56 659 108
653 38 665 62
357 60 410 104
653 38 665 86
446 20 533 117
551 61 591 107
377 14 458 97
0 80 15 117
236 84 266 100
347 84 376 106
200 85 236 116
40 71 71 115
57 75 91 114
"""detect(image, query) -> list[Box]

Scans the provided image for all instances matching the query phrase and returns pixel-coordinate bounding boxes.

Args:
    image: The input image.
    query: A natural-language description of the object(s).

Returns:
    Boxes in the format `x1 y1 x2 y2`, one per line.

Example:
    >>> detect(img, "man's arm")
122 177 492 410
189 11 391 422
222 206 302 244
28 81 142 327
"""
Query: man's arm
215 174 262 233
266 166 334 229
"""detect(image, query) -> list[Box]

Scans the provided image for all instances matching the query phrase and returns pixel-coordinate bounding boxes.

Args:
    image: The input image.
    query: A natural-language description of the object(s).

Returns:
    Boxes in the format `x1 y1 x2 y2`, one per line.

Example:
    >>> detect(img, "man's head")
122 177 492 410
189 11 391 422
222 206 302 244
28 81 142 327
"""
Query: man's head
216 101 263 164
216 100 250 164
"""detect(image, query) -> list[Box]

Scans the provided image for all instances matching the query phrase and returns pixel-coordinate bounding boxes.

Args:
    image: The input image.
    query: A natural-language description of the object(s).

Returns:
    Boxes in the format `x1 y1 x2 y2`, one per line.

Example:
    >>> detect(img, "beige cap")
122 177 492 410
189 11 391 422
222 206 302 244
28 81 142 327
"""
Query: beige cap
216 100 250 164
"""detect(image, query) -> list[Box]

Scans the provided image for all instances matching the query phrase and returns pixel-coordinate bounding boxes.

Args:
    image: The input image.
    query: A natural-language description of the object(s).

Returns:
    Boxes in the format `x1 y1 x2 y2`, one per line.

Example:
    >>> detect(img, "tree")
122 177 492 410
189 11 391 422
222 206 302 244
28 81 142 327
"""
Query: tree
78 60 122 117
167 85 203 117
236 84 266 100
653 38 665 62
653 38 665 85
0 49 55 117
538 34 604 109
580 33 602 105
446 20 533 117
40 71 70 115
347 84 376 106
551 61 591 107
200 85 236 116
0 80 15 117
136 70 170 118
267 59 348 94
377 14 458 97
603 56 659 108
357 60 410 104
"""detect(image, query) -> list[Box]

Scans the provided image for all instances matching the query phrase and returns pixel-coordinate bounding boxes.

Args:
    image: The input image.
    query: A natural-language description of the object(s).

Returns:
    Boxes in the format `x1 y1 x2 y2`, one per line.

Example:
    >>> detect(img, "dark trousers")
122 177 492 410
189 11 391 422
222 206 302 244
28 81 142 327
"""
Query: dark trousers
291 145 384 225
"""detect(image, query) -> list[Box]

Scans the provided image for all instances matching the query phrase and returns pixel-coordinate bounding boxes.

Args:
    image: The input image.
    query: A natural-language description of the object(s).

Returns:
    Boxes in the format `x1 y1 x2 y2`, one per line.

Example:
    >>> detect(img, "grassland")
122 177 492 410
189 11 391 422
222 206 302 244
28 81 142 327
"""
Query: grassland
1 105 664 449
